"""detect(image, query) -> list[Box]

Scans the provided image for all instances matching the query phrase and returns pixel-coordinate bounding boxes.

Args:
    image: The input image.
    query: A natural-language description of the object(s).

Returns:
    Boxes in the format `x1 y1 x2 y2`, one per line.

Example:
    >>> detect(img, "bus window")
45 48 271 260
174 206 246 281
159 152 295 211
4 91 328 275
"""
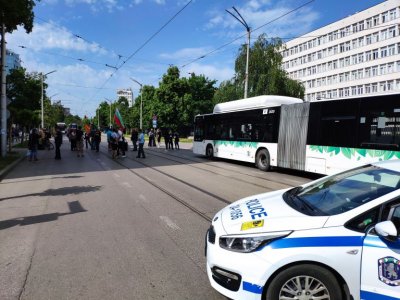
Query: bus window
358 96 400 151
194 117 205 141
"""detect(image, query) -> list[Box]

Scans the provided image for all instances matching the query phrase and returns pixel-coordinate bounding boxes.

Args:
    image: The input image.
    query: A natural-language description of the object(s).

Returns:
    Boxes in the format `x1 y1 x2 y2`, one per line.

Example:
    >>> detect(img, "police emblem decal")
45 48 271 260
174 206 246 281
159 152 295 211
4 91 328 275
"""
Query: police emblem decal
378 257 400 286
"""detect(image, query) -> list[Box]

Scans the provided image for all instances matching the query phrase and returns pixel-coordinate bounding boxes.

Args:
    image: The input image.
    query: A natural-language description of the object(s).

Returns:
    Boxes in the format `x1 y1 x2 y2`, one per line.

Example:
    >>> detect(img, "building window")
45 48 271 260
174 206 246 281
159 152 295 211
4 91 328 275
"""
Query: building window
380 64 387 75
389 26 396 38
372 49 379 60
388 44 396 56
358 37 364 47
366 34 372 45
373 15 379 26
388 80 394 91
372 83 378 93
381 47 388 58
382 12 388 23
372 66 378 76
389 9 397 21
365 84 371 94
366 18 372 29
365 51 372 61
365 67 371 78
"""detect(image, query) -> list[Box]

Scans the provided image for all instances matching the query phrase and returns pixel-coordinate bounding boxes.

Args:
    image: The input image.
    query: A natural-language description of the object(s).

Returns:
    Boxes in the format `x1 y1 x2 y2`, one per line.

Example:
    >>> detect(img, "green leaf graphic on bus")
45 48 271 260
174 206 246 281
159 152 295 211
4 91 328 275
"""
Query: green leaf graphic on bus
215 140 257 149
310 146 400 160
355 149 367 157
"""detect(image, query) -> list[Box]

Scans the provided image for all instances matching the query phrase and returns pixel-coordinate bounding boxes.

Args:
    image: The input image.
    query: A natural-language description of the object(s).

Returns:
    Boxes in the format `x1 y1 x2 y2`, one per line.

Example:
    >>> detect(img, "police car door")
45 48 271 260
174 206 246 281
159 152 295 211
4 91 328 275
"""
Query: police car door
360 203 400 300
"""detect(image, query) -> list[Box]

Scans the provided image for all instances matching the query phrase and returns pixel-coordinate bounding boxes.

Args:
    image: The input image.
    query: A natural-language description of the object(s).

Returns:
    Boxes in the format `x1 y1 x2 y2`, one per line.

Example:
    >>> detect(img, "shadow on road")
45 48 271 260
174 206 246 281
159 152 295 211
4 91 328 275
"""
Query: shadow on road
0 185 102 202
0 200 87 230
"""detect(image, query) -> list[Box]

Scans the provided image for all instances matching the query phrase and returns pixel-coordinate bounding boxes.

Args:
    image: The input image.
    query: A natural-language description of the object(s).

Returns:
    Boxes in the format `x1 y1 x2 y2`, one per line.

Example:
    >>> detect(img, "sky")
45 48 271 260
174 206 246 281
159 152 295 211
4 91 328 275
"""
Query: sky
6 0 386 118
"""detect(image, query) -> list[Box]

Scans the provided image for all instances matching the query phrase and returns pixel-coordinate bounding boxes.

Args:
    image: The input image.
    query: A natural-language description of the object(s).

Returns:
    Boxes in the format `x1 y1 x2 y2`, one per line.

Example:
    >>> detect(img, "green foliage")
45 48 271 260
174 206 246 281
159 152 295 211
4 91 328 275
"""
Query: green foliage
0 0 37 33
216 34 305 101
6 68 42 129
151 67 215 133
64 115 81 126
213 80 240 105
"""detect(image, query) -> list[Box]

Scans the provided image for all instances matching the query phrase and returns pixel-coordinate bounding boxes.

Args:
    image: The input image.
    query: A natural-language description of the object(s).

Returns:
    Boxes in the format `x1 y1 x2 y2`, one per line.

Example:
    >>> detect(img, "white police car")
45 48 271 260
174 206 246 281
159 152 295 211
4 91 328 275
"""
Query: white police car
206 160 400 300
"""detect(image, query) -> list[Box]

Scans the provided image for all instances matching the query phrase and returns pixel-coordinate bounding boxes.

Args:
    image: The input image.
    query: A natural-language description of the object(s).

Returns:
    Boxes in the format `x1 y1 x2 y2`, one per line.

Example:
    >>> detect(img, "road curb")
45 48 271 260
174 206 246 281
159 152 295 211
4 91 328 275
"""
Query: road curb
0 151 26 182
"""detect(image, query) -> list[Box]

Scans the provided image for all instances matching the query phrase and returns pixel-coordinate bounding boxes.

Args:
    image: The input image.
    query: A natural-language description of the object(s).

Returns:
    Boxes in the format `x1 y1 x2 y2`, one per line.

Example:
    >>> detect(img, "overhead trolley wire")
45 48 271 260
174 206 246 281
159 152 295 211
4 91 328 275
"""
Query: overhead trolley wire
89 0 194 103
180 0 315 69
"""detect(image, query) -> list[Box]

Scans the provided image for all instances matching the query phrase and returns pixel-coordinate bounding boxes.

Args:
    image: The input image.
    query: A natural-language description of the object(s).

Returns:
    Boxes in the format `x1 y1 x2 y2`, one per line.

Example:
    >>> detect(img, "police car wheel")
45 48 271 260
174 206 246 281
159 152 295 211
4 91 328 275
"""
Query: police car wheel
256 149 270 171
265 264 341 300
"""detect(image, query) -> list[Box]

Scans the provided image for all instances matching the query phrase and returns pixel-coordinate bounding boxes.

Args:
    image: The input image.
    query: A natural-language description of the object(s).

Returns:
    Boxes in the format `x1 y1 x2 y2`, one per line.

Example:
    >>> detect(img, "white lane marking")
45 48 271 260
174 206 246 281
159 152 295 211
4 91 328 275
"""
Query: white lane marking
121 182 132 188
113 173 120 178
159 216 181 231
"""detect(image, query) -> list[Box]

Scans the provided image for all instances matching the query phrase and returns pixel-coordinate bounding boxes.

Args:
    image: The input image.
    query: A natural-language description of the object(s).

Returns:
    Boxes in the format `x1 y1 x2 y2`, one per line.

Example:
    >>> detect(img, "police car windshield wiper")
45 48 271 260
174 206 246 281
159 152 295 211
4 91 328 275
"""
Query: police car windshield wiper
293 196 317 214
285 187 319 215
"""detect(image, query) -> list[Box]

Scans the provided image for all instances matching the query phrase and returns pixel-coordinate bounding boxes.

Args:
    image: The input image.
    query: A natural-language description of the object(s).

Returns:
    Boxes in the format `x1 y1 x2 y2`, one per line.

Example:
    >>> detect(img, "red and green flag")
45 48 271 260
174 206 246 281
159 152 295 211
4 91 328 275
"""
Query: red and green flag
114 108 125 128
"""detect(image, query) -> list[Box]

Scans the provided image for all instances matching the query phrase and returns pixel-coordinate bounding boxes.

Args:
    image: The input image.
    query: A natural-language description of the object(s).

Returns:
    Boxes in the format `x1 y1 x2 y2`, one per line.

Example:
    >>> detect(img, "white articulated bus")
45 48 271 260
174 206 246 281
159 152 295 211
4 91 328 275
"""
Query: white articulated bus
193 94 400 175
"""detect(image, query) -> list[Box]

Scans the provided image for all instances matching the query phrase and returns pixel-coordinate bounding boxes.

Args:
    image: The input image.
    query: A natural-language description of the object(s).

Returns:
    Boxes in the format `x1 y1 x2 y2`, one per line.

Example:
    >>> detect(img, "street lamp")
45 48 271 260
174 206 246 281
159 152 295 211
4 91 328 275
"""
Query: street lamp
41 70 57 129
105 98 114 128
226 6 250 99
130 78 143 129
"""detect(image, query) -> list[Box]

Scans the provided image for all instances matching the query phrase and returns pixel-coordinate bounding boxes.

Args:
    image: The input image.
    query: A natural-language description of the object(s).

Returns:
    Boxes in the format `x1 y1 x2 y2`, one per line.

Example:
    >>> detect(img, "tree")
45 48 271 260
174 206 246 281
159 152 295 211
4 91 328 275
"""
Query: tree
1 0 37 155
219 34 304 101
0 0 36 34
150 67 216 135
213 79 240 105
6 68 42 129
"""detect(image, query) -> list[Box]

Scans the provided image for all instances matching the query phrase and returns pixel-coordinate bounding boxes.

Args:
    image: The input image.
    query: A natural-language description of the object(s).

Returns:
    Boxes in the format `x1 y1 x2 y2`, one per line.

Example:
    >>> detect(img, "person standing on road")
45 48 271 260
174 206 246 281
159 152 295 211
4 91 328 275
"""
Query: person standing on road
156 128 162 148
54 128 63 160
93 129 101 152
110 128 119 159
28 128 39 161
106 127 113 151
168 129 174 150
174 131 180 150
136 129 146 158
131 128 138 151
76 126 84 157
117 128 126 158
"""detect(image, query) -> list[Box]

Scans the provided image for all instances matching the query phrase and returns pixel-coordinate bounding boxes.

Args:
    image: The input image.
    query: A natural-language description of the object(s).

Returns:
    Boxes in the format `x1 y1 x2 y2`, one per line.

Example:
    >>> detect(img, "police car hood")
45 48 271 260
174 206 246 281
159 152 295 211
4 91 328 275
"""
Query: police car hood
221 190 329 235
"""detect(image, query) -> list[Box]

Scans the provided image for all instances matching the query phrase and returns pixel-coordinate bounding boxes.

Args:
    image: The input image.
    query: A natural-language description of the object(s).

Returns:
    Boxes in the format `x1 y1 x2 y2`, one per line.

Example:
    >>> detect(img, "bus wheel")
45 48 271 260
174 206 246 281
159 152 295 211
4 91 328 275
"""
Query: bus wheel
206 145 214 159
256 149 270 171
265 264 342 300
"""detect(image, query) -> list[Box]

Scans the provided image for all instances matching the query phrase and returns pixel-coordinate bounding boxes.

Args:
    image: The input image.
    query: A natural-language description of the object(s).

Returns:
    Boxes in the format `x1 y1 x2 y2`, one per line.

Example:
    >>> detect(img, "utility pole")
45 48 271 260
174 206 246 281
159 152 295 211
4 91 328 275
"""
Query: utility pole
1 24 6 157
41 70 56 129
130 78 143 129
226 6 251 99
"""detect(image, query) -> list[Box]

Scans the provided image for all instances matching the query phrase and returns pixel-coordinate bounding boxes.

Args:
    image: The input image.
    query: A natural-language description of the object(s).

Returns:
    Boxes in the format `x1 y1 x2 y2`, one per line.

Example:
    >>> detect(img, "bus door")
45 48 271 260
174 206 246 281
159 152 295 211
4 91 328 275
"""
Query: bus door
360 204 400 300
194 116 206 154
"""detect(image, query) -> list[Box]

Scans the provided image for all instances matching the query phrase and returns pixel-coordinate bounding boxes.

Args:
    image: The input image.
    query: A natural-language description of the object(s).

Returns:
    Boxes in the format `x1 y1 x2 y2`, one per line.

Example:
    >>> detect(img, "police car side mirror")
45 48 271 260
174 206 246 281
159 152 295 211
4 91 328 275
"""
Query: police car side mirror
374 221 398 240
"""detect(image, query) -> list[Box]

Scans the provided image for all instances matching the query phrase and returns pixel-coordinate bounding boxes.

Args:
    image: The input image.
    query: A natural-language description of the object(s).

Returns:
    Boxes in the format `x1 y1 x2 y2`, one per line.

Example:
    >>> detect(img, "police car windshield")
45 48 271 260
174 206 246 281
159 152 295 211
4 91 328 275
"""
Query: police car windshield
286 165 400 216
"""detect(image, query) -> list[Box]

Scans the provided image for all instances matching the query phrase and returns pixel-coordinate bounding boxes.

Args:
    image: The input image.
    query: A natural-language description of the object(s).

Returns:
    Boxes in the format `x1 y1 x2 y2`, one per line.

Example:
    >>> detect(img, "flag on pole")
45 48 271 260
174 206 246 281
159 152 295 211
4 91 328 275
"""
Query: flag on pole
114 108 125 128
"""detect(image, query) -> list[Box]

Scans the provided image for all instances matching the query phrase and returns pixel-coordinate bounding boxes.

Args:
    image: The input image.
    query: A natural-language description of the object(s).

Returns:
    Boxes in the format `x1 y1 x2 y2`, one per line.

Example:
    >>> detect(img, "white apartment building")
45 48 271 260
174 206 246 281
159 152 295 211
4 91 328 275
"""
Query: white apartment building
117 88 134 107
282 0 400 102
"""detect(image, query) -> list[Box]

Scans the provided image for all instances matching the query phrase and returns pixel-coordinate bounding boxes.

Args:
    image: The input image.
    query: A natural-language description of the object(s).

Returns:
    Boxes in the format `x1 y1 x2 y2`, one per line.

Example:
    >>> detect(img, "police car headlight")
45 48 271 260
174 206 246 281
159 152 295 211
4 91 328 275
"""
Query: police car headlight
219 231 292 253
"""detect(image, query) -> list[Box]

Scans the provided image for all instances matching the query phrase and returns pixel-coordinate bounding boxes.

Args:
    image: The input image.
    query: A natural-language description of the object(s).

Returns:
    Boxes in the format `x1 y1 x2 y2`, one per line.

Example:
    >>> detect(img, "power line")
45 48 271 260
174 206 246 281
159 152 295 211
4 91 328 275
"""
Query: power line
35 16 127 59
181 0 315 69
89 0 194 102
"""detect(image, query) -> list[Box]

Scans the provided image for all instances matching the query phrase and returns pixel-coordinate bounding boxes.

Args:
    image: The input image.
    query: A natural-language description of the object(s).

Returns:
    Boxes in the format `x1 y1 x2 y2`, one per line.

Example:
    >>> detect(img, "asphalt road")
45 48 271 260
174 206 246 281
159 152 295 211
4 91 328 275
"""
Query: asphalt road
0 138 313 300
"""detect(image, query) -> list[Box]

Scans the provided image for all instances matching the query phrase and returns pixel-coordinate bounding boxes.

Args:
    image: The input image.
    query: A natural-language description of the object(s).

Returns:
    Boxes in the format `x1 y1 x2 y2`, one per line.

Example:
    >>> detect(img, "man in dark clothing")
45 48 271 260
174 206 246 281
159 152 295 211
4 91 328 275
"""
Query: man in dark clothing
131 128 138 151
28 128 40 161
55 128 63 159
93 130 101 152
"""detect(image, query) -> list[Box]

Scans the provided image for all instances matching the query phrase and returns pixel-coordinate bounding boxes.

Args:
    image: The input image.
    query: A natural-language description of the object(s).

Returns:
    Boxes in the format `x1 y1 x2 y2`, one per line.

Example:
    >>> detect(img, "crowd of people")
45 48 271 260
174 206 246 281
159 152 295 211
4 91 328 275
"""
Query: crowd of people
27 124 182 162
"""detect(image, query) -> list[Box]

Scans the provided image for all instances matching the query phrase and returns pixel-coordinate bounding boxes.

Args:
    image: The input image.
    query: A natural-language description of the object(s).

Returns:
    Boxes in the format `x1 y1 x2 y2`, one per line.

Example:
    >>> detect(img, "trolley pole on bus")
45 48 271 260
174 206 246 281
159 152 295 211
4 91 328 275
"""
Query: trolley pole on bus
226 6 250 99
